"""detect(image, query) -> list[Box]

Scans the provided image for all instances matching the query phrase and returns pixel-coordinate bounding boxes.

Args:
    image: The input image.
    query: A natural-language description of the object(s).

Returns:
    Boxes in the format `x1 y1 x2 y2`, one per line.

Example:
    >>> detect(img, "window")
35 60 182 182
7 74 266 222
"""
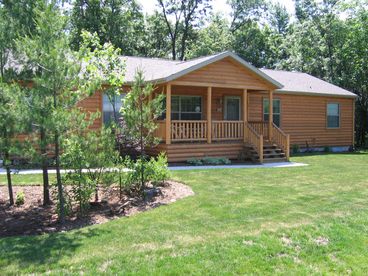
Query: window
166 95 202 120
103 93 125 125
263 98 281 127
327 103 340 128
224 96 241 120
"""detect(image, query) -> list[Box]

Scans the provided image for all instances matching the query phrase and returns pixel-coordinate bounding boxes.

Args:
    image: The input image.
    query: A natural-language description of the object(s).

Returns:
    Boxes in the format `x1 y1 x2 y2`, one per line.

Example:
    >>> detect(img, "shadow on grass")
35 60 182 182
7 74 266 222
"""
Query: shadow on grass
0 227 110 271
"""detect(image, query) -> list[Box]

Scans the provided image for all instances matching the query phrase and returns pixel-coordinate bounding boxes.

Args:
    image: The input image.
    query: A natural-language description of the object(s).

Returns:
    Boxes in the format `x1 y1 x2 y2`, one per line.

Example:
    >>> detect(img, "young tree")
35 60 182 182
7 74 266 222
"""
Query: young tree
0 83 27 205
120 71 165 191
157 0 211 60
16 2 98 222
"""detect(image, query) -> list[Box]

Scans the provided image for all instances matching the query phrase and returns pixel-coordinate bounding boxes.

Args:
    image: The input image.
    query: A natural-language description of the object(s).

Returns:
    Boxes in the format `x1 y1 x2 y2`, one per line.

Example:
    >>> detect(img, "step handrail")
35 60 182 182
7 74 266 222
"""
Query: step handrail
244 122 264 163
271 123 290 160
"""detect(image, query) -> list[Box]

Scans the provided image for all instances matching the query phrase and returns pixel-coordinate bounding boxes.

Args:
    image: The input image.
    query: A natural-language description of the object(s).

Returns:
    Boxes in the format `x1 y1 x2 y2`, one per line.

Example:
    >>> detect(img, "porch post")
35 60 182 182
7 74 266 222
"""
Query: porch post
207 86 212 143
243 89 248 142
166 84 171 145
268 90 273 140
243 89 248 122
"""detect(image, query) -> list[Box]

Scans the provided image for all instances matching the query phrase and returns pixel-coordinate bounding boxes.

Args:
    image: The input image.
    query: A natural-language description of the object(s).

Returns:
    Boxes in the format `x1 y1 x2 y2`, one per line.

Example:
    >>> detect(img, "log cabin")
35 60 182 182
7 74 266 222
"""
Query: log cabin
80 51 356 163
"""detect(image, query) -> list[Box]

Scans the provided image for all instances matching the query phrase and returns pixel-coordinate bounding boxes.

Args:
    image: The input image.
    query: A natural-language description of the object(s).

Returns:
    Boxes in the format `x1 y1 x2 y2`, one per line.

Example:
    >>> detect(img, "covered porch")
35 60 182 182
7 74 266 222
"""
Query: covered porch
154 83 290 163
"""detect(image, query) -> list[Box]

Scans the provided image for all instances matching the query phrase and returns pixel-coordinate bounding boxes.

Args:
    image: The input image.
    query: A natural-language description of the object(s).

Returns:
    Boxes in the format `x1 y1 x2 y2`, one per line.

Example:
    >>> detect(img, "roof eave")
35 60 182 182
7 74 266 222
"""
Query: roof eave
275 89 357 98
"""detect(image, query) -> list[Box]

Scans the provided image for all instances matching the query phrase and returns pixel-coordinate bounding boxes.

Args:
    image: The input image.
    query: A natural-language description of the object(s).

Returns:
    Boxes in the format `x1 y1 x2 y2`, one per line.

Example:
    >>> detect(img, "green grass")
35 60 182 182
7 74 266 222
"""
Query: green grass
1 153 368 274
0 173 56 185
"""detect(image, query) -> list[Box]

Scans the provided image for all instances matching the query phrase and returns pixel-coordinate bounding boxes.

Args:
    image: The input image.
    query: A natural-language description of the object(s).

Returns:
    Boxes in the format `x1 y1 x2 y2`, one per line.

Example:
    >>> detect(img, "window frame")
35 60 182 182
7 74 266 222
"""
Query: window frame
263 97 281 127
170 95 203 121
224 96 241 121
326 102 340 129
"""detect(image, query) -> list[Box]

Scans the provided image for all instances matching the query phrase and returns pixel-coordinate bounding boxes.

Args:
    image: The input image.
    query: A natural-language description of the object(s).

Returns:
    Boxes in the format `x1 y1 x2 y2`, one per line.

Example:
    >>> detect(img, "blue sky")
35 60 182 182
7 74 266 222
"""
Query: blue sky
138 0 295 18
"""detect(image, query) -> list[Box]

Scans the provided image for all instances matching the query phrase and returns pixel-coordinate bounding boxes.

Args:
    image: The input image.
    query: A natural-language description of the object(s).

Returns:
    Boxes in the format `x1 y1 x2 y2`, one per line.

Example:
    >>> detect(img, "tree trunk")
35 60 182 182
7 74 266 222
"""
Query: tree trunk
40 127 50 205
55 131 65 223
4 151 14 206
139 94 145 191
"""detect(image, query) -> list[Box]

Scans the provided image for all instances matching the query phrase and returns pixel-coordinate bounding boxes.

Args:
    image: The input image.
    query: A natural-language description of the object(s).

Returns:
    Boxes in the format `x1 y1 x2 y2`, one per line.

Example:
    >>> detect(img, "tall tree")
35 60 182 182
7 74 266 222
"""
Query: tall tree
228 0 265 32
157 0 211 60
186 13 233 59
70 0 146 55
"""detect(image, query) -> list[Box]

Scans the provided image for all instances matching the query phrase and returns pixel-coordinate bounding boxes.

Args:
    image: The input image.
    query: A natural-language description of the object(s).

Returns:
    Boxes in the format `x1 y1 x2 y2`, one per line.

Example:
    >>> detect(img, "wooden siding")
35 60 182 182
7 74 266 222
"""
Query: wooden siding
176 57 274 90
248 92 354 147
146 142 244 162
77 91 103 130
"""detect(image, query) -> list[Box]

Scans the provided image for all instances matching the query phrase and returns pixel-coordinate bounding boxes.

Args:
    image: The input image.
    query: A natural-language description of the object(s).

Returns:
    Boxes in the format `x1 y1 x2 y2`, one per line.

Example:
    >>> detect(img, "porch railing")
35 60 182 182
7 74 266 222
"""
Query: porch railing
171 120 207 141
154 121 166 141
248 121 269 139
244 122 263 163
271 123 290 160
212 120 244 141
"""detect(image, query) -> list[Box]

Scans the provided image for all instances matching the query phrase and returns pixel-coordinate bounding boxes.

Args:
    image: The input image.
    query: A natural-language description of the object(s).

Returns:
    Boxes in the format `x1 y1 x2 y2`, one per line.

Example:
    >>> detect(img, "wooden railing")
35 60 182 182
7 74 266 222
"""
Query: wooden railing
171 120 207 141
212 120 244 141
244 122 264 163
271 123 290 160
248 121 269 139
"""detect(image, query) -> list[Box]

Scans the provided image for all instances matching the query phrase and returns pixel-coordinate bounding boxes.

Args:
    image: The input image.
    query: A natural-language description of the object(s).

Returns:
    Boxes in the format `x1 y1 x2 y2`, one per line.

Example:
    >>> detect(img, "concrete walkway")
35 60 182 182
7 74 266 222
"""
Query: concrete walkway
0 162 307 175
169 162 308 171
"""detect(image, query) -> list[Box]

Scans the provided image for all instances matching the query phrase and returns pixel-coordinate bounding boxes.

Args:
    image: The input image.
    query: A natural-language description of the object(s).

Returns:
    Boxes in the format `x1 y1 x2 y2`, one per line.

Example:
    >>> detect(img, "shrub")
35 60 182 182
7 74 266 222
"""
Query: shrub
15 191 25 206
292 144 300 154
202 157 231 165
187 158 203 166
187 157 231 166
147 153 170 186
324 146 331 152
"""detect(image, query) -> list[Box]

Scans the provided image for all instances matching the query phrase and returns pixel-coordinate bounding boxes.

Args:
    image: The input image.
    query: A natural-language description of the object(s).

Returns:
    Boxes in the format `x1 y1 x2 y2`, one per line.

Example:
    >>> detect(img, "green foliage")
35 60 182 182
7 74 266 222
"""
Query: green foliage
292 144 300 154
15 191 25 206
61 127 118 214
324 146 331 153
187 157 231 166
187 158 203 166
146 153 171 186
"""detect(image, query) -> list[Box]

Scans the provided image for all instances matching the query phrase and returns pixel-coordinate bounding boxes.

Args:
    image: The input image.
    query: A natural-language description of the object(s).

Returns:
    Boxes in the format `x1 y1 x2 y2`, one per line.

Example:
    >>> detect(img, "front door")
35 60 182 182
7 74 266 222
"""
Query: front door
224 96 241 120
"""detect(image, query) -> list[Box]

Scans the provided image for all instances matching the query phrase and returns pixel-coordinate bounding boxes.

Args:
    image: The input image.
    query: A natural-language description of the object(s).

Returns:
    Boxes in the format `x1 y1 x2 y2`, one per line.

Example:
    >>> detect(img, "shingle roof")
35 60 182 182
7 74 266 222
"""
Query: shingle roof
124 51 356 98
260 69 356 98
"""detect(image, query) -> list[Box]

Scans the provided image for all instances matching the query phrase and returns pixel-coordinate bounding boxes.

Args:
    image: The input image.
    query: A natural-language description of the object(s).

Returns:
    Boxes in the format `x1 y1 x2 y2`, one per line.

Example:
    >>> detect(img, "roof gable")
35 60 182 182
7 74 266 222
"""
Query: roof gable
175 57 276 90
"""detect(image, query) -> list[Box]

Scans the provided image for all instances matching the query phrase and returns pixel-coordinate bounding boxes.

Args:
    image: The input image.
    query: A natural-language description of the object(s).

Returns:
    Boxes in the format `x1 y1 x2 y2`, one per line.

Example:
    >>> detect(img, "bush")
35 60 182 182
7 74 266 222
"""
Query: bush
15 191 25 206
186 157 231 166
187 158 203 166
324 146 331 152
147 153 170 186
202 157 231 165
292 144 300 154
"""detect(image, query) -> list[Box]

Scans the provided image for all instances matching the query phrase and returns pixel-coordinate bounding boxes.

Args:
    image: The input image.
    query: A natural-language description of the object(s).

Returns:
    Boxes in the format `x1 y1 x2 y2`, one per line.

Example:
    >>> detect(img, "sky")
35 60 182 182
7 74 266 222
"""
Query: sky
137 0 295 19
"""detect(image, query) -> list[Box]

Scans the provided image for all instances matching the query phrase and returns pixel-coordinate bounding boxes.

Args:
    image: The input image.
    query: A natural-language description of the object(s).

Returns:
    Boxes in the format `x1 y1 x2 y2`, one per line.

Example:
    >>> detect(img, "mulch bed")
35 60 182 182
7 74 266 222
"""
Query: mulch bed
0 181 194 237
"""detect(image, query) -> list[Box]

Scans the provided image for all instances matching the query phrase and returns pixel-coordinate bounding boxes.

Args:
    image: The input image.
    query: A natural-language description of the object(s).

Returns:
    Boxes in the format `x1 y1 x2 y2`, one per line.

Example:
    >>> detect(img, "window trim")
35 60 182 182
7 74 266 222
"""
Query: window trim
171 95 203 120
263 97 281 127
326 102 341 129
224 96 241 120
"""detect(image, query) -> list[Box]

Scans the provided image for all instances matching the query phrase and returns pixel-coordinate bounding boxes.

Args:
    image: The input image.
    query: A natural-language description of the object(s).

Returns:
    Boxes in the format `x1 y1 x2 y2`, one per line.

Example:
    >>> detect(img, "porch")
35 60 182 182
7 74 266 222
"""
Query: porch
153 84 290 163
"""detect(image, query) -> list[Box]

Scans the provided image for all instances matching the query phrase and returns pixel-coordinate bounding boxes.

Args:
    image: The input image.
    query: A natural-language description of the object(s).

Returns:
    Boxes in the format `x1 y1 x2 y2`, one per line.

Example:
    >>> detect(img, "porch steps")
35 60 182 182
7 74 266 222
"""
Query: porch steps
243 143 288 163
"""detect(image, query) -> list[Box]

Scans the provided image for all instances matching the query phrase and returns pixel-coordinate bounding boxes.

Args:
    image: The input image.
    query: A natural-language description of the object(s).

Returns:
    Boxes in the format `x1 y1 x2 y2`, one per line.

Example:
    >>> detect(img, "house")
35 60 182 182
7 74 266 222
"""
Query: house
80 51 356 163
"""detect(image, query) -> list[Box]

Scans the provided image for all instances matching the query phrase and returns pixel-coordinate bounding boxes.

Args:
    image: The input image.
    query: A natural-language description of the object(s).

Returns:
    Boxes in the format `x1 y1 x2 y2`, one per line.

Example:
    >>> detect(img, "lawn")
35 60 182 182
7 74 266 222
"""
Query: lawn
1 153 368 274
